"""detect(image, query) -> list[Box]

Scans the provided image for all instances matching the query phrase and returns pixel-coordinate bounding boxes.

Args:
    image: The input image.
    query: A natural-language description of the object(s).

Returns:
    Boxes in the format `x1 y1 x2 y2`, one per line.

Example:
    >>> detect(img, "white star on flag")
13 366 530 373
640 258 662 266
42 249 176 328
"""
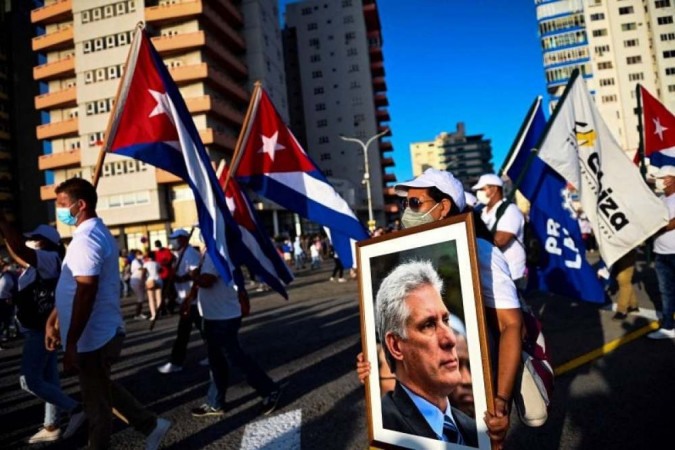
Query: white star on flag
148 89 175 124
653 117 668 141
259 131 285 161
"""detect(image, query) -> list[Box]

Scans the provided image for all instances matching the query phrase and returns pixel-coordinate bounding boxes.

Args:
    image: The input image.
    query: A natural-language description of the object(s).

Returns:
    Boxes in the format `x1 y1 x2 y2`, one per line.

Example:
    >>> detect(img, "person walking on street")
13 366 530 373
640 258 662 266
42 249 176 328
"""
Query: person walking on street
611 250 639 321
49 177 171 449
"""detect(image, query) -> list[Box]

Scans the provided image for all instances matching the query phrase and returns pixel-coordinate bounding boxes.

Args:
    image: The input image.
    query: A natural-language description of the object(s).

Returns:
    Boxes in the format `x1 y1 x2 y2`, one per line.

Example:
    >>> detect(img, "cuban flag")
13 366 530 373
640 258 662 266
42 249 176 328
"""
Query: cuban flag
638 85 675 168
105 27 242 287
233 88 369 268
504 97 605 303
217 161 294 298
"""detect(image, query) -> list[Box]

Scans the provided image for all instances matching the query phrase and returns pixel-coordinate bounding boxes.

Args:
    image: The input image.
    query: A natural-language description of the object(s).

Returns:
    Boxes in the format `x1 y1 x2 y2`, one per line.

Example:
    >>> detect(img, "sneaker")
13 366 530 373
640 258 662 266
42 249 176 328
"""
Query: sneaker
329 277 335 282
338 278 347 283
28 427 61 444
134 314 149 321
62 407 86 439
157 362 183 374
612 312 627 321
198 357 209 367
261 387 282 416
145 418 171 450
191 404 224 417
647 328 675 340
627 306 640 314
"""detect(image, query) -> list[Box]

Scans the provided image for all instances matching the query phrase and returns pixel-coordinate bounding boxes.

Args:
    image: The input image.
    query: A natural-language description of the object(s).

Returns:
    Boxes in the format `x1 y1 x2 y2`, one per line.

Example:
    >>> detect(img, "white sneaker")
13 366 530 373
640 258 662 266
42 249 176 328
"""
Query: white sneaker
647 328 675 340
157 362 183 374
62 408 86 439
28 427 61 444
338 278 346 283
145 418 171 450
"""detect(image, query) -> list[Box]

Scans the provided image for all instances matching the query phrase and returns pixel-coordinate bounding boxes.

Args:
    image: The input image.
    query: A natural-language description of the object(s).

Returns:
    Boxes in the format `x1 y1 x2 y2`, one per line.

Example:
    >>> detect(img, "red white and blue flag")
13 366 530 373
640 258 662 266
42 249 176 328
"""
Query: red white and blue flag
105 28 251 290
218 162 293 297
233 88 368 268
639 85 675 168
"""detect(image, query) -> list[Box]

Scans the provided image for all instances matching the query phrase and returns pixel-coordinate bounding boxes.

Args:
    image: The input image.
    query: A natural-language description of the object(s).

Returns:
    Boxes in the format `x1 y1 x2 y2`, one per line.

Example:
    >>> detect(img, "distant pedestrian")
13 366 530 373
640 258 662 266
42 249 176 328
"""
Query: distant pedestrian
129 250 148 320
143 252 163 322
611 250 639 321
329 246 346 283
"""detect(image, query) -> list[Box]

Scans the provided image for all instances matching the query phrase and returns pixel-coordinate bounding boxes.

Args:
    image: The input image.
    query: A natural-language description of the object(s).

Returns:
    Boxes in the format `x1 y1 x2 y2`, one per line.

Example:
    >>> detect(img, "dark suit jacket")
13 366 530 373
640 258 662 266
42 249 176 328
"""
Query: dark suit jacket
381 382 478 447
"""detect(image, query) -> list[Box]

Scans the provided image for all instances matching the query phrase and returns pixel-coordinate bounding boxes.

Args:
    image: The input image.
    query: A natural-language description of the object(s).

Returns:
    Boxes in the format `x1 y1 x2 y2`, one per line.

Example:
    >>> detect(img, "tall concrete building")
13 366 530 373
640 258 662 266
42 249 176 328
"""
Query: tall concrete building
283 0 396 228
31 0 285 248
410 122 494 190
535 0 675 155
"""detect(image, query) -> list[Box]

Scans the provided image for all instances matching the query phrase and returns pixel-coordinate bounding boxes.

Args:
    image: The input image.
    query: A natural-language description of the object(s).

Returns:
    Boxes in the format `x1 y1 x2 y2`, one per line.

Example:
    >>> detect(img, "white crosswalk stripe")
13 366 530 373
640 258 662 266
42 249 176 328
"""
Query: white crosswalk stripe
240 409 302 450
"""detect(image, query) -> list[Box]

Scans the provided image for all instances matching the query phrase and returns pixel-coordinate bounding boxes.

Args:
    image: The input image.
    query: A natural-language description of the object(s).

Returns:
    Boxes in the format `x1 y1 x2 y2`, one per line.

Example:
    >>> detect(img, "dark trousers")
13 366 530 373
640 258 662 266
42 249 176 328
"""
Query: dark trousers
170 304 204 365
78 333 156 449
332 258 344 278
204 317 276 407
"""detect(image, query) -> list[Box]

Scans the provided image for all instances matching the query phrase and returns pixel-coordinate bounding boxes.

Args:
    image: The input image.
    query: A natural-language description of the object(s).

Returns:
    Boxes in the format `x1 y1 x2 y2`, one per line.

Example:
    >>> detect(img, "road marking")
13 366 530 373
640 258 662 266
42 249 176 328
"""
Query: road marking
554 321 660 376
241 409 301 450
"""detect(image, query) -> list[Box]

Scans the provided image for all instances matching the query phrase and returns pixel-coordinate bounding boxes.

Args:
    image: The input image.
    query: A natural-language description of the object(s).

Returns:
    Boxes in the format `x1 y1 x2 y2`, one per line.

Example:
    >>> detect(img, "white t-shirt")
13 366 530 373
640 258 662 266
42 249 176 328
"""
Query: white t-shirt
143 260 162 286
477 238 520 310
18 249 61 291
130 258 144 281
55 217 124 352
654 193 675 255
197 254 240 321
481 200 527 280
174 246 201 302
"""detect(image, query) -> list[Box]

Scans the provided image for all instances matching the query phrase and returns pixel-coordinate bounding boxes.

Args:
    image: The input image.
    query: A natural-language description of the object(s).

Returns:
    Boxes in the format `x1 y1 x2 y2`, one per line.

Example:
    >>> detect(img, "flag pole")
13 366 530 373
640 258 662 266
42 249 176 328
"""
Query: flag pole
635 84 647 182
91 22 145 188
222 81 262 193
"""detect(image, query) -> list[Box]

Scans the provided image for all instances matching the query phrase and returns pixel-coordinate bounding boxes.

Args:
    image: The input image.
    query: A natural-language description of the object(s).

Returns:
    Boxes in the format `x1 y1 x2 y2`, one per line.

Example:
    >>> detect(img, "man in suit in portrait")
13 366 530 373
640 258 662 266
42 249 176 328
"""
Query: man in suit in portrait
376 260 478 446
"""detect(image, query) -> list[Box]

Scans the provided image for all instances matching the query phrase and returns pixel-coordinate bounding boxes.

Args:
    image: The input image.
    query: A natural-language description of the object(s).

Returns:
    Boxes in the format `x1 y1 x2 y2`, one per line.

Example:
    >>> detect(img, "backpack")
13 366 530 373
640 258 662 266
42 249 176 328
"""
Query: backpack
15 269 60 331
491 201 543 268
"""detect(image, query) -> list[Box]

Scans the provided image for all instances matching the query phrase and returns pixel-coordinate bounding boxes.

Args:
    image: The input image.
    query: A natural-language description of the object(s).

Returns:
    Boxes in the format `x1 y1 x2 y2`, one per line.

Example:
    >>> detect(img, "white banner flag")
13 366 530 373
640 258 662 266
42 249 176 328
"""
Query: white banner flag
537 73 668 267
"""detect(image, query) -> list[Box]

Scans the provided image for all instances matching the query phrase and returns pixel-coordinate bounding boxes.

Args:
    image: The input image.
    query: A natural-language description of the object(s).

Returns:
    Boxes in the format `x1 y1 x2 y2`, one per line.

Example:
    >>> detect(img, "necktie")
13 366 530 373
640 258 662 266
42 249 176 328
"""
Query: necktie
443 415 463 444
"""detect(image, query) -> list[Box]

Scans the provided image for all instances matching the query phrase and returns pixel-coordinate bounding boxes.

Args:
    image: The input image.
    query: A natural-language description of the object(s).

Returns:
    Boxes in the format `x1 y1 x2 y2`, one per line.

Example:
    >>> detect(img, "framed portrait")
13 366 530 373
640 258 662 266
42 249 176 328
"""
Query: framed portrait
357 213 494 450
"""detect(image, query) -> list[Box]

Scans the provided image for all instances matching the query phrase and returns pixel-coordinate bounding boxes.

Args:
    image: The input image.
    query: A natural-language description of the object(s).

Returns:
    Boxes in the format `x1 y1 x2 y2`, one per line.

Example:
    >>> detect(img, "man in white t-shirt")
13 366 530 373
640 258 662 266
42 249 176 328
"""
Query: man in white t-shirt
472 174 527 285
647 166 675 340
190 253 282 417
157 229 203 374
47 178 171 449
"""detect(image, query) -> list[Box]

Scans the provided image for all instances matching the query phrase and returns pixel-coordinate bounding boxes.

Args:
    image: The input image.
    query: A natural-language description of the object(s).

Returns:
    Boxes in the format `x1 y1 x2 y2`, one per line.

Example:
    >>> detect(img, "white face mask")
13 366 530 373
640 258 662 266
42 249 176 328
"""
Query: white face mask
25 240 40 250
476 190 490 205
656 179 666 191
400 203 439 229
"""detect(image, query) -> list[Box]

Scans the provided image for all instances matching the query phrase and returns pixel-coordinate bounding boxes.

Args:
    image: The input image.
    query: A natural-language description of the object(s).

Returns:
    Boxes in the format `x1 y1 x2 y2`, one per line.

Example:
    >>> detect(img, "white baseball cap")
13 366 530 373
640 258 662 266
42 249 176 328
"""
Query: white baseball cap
653 165 675 178
24 224 61 246
394 168 466 212
169 229 190 239
471 174 504 191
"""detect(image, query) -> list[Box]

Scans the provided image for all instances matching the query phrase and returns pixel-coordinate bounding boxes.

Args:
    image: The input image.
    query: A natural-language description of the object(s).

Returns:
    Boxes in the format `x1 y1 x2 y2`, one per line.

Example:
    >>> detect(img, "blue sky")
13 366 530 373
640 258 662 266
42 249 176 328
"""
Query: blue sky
280 0 548 182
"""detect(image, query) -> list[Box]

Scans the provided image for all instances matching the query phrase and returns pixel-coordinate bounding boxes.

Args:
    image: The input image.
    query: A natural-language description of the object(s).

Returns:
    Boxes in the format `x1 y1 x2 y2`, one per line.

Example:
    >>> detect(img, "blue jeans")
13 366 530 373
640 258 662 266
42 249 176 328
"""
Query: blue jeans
20 329 78 426
655 253 675 329
203 317 276 409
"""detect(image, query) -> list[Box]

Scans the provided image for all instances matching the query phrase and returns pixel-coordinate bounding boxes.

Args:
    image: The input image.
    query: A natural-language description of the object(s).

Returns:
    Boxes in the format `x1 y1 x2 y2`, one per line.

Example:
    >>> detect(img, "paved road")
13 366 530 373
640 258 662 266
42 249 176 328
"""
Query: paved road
1 259 674 449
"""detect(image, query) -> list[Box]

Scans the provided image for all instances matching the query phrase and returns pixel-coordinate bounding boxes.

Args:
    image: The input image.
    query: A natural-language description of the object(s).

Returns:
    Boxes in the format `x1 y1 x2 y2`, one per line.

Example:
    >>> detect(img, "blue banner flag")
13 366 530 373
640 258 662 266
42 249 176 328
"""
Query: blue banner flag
506 98 605 303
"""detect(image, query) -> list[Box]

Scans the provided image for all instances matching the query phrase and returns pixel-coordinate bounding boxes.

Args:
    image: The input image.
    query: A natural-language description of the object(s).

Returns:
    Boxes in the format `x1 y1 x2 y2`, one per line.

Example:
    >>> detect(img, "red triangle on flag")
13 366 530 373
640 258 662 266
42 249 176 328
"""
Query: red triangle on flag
641 85 675 158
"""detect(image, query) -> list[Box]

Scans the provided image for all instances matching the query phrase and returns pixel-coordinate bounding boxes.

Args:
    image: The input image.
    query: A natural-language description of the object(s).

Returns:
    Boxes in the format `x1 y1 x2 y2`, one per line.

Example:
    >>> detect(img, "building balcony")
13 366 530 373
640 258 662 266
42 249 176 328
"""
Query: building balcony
36 117 78 140
211 0 243 27
31 0 72 25
185 95 244 126
380 157 394 168
33 55 75 80
202 4 245 52
369 44 383 61
32 26 74 52
38 149 81 170
145 0 202 23
156 168 182 184
371 61 385 77
379 141 393 152
200 128 237 151
363 1 381 31
383 173 397 183
376 108 390 122
374 93 388 107
377 126 391 136
40 184 56 201
373 77 387 92
204 35 247 78
34 86 77 110
170 63 249 103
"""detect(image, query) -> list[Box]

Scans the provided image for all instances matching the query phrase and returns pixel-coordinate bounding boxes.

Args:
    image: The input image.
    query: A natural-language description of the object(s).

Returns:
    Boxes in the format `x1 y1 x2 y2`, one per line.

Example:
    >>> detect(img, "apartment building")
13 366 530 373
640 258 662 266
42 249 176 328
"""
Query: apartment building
283 0 396 228
31 0 287 248
410 122 494 190
535 0 675 154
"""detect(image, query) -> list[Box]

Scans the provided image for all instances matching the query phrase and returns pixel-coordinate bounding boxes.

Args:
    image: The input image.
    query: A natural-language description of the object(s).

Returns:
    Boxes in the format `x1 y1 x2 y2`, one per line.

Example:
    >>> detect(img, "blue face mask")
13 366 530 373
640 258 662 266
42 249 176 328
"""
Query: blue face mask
56 204 78 226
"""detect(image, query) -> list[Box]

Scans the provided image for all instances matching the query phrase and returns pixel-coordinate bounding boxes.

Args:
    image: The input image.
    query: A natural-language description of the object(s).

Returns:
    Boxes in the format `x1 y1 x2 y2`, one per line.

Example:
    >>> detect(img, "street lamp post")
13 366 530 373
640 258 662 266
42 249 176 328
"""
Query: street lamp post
340 128 390 232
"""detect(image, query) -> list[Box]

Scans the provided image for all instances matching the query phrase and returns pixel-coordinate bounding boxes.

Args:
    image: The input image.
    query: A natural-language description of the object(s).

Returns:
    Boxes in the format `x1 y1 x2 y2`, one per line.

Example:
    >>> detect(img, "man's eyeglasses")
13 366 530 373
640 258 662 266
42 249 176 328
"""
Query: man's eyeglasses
401 197 436 212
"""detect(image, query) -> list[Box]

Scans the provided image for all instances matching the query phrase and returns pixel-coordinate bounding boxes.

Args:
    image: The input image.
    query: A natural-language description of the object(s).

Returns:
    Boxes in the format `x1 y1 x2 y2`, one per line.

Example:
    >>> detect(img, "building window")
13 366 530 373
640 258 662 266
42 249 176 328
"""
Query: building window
310 54 321 62
669 85 675 92
624 39 638 47
311 71 323 79
82 10 90 23
594 44 610 55
314 87 324 94
318 136 329 144
628 72 644 81
621 23 637 31
601 95 617 103
592 29 608 37
349 80 361 89
590 13 605 20
320 153 331 161
347 47 357 56
599 78 615 86
344 15 354 24
661 33 675 41
627 55 642 64
317 119 328 127
664 50 675 58
618 6 633 15
309 38 320 48
307 23 318 31
301 7 311 15
315 103 326 111
658 16 674 25
83 41 92 53
667 67 675 75
655 0 671 7
345 31 356 40
598 61 613 69
342 0 352 6
348 64 359 73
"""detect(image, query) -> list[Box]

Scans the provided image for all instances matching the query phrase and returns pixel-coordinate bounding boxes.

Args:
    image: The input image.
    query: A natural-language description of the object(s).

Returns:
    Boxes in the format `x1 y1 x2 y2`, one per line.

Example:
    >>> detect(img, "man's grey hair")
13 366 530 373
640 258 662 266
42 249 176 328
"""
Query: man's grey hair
376 260 444 371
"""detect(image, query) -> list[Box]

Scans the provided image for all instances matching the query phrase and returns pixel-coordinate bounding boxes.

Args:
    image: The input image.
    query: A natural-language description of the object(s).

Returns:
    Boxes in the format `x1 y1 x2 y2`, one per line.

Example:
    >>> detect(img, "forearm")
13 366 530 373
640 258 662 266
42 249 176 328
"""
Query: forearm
66 282 97 350
496 323 521 401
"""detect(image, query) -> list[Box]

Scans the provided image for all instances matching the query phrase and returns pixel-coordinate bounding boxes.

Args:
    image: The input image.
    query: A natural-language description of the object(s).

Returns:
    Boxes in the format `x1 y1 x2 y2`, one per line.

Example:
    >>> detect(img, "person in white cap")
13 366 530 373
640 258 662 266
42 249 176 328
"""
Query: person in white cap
157 229 203 374
0 217 87 444
472 174 526 287
357 168 522 446
647 165 675 339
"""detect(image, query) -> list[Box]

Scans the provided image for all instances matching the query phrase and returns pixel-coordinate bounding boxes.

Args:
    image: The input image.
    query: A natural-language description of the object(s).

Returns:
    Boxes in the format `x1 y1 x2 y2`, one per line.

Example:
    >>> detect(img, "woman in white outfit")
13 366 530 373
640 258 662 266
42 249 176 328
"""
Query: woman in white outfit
129 250 147 320
143 251 163 321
